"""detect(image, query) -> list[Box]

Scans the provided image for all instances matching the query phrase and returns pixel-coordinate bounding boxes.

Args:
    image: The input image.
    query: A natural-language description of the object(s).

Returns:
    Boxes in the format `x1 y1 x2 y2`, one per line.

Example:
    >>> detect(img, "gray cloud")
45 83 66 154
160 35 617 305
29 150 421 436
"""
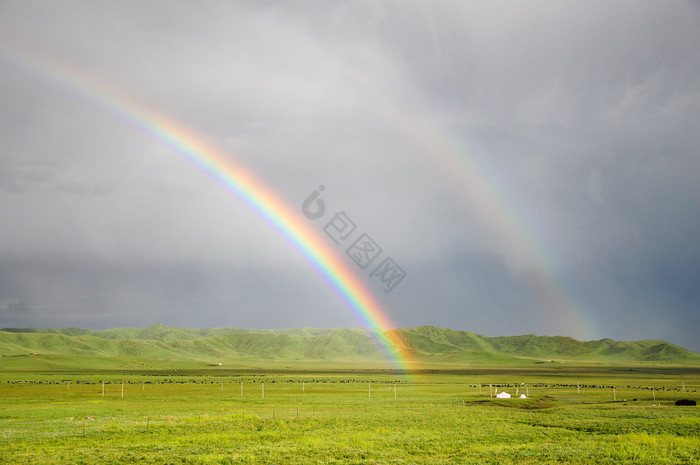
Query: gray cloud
0 299 28 313
0 1 698 351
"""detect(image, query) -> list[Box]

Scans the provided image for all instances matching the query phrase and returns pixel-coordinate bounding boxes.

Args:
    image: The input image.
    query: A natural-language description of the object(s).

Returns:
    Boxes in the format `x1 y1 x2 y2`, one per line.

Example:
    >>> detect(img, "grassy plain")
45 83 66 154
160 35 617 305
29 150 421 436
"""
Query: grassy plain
1 363 699 464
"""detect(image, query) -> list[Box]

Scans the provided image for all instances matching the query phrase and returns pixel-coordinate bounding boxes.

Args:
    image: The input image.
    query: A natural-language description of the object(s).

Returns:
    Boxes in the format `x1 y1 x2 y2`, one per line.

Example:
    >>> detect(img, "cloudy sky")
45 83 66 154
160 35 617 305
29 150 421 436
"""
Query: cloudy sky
1 1 698 351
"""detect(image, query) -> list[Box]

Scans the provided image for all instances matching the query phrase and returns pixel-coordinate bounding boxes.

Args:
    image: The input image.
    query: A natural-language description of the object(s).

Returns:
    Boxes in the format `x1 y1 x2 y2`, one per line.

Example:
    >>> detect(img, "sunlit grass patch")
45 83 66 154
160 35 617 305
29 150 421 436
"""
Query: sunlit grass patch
1 369 698 464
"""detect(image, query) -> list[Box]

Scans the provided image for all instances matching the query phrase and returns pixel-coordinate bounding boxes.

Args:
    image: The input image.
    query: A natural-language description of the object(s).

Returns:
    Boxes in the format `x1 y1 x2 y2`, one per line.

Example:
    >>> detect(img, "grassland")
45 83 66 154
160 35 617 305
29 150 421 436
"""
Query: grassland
1 364 698 464
1 326 698 463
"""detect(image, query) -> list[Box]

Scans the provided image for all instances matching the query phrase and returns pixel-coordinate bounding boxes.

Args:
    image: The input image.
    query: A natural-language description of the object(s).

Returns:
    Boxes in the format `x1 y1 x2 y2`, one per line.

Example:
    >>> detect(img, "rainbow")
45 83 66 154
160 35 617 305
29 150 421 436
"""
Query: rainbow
0 47 413 370
366 89 598 340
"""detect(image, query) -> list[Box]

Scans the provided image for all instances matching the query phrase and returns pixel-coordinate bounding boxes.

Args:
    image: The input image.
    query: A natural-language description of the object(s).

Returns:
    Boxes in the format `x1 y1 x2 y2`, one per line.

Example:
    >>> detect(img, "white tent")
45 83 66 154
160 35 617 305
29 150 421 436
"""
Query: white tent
519 394 527 399
496 391 511 399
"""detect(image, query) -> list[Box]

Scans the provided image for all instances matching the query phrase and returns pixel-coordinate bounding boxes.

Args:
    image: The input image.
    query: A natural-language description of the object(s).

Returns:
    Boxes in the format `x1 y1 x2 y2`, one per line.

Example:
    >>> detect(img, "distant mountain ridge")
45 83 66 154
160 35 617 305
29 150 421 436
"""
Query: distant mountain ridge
391 326 698 362
1 324 697 365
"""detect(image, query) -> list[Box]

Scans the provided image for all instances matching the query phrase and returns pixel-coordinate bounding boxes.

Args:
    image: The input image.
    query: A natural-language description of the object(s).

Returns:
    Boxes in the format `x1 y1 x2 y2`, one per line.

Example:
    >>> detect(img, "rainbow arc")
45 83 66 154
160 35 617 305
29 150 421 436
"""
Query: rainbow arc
0 48 413 370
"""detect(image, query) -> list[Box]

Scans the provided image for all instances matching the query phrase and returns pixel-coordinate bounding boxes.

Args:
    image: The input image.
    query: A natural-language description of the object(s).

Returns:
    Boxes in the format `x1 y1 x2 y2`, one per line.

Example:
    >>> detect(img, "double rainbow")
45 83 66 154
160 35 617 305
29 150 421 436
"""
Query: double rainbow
2 39 599 365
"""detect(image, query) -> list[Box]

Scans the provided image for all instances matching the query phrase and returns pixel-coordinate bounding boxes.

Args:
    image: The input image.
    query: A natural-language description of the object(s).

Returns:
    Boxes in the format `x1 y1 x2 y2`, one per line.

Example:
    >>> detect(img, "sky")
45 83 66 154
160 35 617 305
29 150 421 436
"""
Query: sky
0 1 698 351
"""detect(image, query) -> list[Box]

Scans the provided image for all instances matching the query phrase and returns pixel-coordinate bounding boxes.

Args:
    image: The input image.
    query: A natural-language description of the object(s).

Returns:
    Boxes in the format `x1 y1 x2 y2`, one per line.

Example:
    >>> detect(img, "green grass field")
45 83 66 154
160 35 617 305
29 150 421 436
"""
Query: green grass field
1 365 698 464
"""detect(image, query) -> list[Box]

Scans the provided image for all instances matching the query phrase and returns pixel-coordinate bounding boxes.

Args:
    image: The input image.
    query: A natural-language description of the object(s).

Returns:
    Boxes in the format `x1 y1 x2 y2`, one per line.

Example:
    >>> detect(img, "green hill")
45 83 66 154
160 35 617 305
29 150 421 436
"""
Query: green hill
1 325 697 370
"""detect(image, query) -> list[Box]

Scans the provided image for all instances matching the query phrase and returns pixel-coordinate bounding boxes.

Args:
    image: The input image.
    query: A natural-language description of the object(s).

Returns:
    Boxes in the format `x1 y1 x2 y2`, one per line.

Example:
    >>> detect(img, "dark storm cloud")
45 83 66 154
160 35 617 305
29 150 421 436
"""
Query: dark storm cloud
0 1 698 351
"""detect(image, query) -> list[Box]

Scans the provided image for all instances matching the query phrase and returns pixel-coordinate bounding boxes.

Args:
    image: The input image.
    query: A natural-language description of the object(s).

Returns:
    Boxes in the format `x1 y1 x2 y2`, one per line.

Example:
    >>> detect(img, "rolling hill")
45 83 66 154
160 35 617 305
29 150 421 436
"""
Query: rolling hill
1 325 698 369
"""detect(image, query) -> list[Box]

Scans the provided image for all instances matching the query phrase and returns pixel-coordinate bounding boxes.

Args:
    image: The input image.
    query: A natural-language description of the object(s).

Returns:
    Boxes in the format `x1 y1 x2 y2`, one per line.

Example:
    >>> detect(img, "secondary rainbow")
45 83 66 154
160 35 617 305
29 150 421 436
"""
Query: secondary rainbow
0 47 412 370
367 88 598 340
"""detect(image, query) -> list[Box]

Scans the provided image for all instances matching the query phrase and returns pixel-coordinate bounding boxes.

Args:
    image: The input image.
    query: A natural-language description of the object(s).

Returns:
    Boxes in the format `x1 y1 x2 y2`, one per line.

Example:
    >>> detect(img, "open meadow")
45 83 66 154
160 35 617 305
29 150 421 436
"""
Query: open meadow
1 364 698 464
3 3 700 462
